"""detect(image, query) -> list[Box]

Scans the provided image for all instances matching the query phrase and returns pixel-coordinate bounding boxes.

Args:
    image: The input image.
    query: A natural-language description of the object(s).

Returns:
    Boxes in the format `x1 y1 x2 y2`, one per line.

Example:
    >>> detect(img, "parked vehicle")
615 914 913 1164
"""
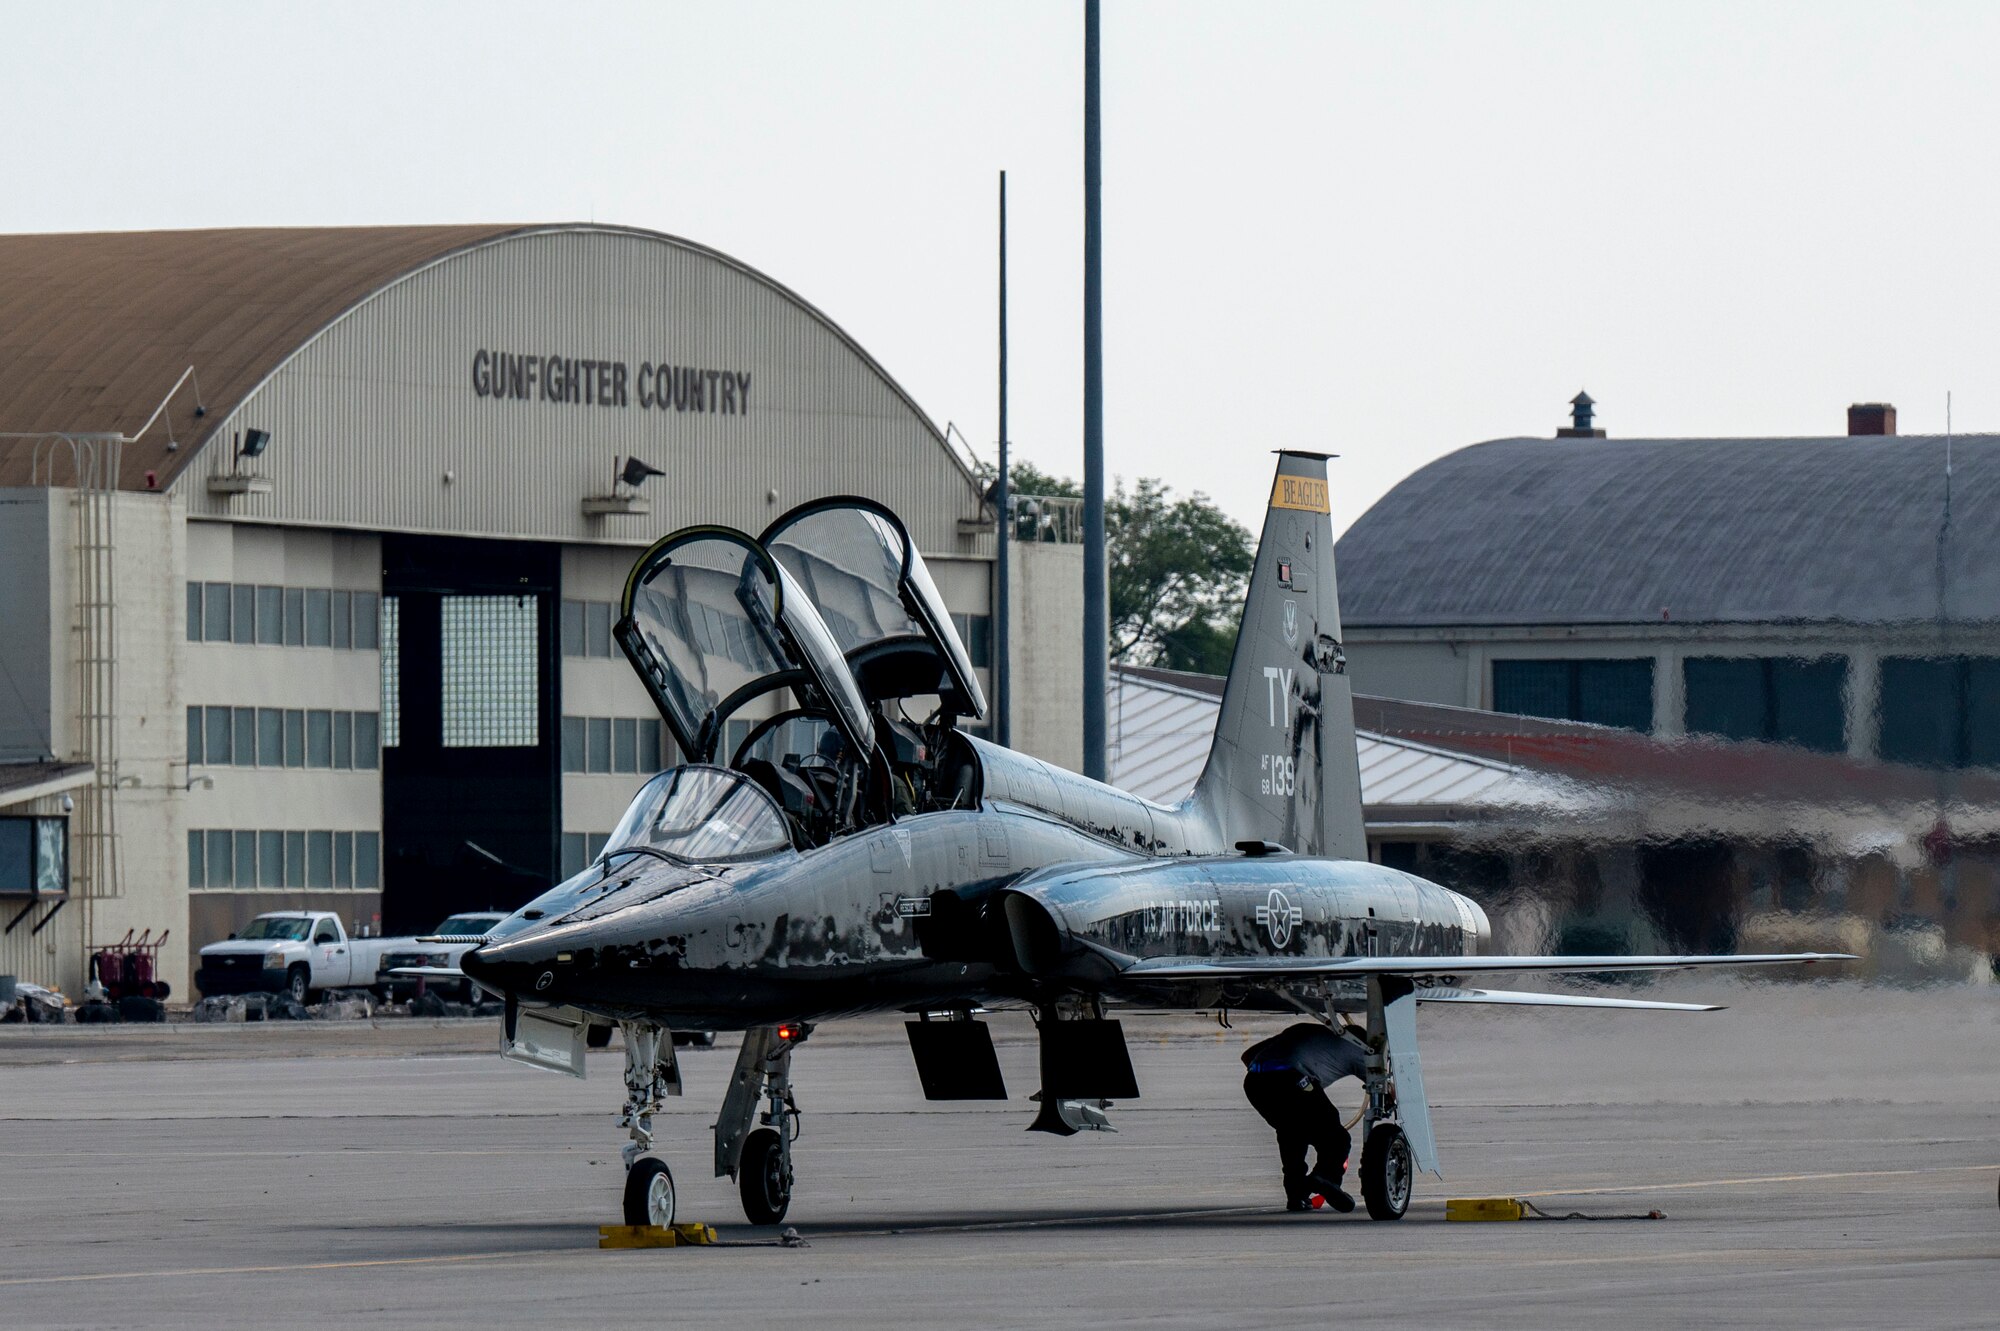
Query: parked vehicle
376 911 507 1003
195 912 407 1003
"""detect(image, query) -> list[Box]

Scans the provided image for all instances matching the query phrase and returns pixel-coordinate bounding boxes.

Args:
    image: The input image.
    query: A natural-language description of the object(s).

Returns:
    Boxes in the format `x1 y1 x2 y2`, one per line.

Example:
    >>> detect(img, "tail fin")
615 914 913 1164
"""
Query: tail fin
1184 452 1368 860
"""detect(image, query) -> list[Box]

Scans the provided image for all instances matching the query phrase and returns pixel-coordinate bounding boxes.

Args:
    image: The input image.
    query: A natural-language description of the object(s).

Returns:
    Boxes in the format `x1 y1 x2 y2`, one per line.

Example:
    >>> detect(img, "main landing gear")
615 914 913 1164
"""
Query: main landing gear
714 1023 810 1224
1352 975 1428 1221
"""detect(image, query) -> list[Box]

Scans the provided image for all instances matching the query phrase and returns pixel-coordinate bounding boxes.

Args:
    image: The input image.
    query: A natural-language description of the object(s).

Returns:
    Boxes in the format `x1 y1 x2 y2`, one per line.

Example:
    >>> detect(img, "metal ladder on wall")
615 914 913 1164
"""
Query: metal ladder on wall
31 434 126 971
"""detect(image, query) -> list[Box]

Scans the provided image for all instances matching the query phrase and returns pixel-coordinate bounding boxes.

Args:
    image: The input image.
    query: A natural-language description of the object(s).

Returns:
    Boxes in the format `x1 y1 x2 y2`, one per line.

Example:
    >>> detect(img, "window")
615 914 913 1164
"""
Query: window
333 711 353 770
259 830 284 888
305 589 333 647
308 710 332 768
1684 657 1846 753
187 829 204 889
355 832 380 890
206 830 234 888
561 600 586 657
284 710 305 767
334 831 354 888
187 706 204 766
186 583 202 643
332 590 353 650
587 716 611 773
640 718 664 771
232 585 255 646
283 588 305 646
951 613 993 668
380 596 400 748
723 717 752 762
1493 658 1654 732
353 592 380 650
1880 656 2000 769
308 831 332 888
586 832 609 863
203 581 231 642
560 831 588 879
354 712 380 769
441 595 540 747
234 830 256 886
258 709 283 767
562 716 586 773
204 707 232 765
614 717 638 773
232 708 255 767
256 586 283 645
586 601 613 658
285 831 306 888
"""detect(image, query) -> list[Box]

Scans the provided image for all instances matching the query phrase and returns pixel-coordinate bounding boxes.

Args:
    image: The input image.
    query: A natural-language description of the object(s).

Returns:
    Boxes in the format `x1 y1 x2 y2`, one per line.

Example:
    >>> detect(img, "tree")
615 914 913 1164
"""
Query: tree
991 463 1253 676
1106 476 1252 674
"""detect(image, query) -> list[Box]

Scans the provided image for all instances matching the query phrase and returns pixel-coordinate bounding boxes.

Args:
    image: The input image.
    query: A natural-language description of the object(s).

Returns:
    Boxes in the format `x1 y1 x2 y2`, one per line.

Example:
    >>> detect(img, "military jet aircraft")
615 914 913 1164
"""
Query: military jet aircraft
450 452 1848 1230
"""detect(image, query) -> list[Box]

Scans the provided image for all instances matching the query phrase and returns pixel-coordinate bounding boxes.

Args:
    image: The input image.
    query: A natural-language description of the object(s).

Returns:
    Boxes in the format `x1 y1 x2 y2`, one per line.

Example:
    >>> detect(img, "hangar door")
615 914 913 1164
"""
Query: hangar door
380 535 560 934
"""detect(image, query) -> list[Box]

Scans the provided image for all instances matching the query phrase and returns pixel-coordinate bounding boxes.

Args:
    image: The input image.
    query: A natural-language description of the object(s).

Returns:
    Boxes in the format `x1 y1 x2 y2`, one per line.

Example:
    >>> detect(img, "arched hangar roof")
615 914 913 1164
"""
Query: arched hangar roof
1335 435 2000 628
0 225 968 495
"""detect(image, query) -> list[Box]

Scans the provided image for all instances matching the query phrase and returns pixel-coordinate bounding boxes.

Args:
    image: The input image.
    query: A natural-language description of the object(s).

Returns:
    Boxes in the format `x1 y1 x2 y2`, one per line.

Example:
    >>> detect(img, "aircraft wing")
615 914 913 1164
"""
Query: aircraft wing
1119 951 1851 980
1411 986 1722 1012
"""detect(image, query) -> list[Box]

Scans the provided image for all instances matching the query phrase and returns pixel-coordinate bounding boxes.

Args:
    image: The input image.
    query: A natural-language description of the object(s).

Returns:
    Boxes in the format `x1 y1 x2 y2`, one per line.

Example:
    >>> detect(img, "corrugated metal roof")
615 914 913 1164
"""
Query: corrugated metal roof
0 226 517 490
0 225 977 503
1335 435 2000 627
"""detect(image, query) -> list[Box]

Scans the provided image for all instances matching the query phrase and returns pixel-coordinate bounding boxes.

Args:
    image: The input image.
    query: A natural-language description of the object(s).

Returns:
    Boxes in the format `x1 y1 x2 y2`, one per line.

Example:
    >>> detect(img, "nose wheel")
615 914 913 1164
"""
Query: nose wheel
624 1155 677 1226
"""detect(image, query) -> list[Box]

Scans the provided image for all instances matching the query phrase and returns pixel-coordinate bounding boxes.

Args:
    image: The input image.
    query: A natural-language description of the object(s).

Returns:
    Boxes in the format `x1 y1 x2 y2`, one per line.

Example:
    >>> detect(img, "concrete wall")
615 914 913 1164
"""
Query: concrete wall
1007 541 1084 772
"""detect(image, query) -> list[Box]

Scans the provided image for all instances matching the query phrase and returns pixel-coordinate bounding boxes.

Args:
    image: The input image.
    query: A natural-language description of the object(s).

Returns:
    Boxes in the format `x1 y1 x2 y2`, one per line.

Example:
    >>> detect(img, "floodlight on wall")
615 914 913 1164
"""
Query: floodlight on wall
620 456 666 488
582 454 659 518
208 427 276 498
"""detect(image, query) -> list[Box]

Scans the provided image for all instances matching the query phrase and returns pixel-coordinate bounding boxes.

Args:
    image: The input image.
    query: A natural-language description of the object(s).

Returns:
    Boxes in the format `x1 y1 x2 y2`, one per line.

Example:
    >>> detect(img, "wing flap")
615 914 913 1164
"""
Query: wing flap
1121 951 1851 980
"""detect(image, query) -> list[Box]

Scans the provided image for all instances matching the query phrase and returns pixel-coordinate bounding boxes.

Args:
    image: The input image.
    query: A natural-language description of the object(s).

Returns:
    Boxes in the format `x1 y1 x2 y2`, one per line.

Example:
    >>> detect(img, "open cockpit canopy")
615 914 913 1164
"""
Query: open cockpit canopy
760 498 986 720
616 526 875 763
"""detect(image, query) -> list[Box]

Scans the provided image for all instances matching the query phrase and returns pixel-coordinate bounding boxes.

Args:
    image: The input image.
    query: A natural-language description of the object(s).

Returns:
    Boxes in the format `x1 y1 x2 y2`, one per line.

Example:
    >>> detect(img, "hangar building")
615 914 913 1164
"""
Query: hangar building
1335 404 2000 770
0 224 1080 999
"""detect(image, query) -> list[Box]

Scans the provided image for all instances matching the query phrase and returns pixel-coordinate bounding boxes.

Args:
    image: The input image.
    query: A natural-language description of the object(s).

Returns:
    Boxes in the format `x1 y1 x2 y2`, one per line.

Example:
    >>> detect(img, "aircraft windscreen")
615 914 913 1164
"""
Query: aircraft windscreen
606 766 794 862
623 532 790 754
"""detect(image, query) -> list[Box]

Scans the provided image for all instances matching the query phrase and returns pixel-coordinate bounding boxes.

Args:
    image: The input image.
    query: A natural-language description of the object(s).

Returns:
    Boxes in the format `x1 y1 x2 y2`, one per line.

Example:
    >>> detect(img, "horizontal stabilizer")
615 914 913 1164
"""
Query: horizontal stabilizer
1415 987 1721 1012
1121 951 1853 981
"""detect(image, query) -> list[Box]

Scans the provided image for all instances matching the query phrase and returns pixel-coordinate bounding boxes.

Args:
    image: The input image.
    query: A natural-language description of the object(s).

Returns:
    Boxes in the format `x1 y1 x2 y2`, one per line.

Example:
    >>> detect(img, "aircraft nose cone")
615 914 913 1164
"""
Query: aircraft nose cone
459 935 554 997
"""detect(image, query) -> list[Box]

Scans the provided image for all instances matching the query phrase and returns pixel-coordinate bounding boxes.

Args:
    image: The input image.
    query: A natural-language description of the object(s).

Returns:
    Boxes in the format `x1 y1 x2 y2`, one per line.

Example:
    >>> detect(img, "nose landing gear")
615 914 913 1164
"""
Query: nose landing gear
616 1020 683 1226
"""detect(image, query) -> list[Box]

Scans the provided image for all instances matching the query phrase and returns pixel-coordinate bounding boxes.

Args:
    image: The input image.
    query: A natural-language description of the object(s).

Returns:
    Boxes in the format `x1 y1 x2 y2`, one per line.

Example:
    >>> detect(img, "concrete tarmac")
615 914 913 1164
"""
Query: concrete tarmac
0 981 1994 1329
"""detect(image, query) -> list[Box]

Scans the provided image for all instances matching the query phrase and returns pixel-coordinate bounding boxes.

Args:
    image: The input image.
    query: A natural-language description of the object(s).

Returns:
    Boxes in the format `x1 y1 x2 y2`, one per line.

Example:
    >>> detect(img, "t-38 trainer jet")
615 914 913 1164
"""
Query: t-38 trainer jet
452 452 1847 1229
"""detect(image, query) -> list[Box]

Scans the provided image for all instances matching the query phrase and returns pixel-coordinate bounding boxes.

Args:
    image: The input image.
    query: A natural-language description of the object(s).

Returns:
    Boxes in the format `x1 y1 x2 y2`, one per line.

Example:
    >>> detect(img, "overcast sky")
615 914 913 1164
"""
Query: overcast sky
7 1 1999 535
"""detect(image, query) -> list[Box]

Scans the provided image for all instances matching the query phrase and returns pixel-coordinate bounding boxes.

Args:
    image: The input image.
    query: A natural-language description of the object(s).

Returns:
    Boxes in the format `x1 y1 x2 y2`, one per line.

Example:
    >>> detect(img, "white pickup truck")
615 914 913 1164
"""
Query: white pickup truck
195 911 408 1004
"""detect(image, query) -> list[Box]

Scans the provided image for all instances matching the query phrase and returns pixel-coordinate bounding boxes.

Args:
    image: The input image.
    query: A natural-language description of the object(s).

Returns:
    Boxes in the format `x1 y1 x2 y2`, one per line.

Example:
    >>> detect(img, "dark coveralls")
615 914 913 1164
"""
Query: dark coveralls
1241 1022 1368 1205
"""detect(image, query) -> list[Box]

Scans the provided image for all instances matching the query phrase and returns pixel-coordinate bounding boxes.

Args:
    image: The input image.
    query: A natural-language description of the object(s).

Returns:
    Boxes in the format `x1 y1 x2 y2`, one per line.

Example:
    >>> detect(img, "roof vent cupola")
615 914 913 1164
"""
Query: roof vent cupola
1847 402 1896 436
1557 390 1606 439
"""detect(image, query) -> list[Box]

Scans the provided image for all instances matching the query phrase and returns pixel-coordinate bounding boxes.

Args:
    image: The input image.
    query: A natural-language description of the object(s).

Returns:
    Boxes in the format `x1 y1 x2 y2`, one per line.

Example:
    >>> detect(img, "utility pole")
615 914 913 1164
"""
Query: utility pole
995 169 1011 749
1081 0 1108 780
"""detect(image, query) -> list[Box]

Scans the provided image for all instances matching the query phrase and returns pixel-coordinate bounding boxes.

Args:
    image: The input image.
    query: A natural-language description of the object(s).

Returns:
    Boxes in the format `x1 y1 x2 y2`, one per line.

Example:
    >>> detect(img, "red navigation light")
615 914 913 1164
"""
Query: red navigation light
777 1024 798 1042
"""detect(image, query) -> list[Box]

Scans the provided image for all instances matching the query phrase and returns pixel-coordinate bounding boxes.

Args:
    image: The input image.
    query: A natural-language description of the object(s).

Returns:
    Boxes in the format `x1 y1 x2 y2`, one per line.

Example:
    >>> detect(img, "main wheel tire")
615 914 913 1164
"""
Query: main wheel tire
285 965 310 1005
623 1156 676 1227
738 1126 791 1225
1360 1123 1413 1221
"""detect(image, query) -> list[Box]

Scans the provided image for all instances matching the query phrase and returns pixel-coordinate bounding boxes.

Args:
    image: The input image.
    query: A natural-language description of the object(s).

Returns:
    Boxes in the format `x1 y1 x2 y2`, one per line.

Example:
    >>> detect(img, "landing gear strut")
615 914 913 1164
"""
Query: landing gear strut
617 1020 683 1226
714 1024 810 1225
1358 978 1414 1220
